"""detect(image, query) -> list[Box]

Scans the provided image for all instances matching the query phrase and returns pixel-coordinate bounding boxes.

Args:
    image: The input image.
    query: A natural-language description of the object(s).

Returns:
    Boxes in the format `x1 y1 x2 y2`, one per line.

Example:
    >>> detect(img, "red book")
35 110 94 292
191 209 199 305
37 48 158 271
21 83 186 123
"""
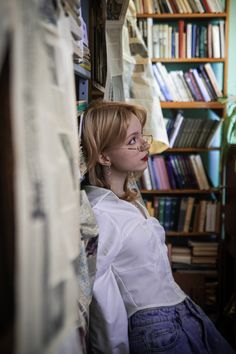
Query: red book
169 0 178 13
201 0 213 12
178 20 185 58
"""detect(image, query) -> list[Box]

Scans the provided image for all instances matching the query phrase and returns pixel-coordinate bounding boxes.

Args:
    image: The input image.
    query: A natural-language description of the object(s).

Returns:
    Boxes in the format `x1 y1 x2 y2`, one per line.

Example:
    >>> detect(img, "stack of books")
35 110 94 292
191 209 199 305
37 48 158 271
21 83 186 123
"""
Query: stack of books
63 0 91 70
171 246 192 264
188 240 219 265
168 241 219 266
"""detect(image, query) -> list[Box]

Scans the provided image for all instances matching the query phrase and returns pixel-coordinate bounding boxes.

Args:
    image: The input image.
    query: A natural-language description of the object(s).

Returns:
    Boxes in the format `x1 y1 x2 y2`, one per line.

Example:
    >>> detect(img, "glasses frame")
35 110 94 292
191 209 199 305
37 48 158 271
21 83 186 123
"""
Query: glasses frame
117 134 153 152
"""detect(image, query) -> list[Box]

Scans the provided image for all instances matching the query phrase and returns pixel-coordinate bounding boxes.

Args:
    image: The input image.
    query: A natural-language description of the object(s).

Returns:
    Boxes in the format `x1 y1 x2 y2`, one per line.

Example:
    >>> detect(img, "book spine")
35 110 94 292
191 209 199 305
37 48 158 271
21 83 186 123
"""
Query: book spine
178 20 185 58
191 68 211 102
204 63 223 97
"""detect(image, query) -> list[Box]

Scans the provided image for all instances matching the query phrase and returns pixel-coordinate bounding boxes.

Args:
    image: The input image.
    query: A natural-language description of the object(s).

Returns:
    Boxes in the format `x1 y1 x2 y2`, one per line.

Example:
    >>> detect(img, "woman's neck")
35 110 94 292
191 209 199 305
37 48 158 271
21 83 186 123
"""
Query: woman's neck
103 168 127 198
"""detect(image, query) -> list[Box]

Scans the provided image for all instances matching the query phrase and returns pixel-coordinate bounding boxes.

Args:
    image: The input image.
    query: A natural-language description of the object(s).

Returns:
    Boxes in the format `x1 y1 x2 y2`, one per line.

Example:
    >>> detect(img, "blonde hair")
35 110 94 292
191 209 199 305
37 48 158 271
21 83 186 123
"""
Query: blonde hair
81 100 147 201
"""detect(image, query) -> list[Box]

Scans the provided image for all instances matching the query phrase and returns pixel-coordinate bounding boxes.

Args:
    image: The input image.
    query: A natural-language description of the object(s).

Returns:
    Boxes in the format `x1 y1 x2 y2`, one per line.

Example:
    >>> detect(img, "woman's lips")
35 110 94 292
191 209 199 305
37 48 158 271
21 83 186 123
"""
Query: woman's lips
141 155 148 161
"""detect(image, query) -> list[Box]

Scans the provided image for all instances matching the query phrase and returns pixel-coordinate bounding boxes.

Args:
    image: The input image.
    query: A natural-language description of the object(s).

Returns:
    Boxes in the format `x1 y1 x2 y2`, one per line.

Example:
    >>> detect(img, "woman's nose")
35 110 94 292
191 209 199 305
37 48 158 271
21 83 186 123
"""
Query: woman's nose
139 141 150 152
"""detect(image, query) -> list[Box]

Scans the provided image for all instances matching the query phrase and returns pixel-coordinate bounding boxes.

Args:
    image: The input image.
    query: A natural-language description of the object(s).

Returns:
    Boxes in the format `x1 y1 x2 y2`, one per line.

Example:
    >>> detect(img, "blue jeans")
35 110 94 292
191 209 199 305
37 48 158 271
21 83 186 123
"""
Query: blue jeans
128 297 235 354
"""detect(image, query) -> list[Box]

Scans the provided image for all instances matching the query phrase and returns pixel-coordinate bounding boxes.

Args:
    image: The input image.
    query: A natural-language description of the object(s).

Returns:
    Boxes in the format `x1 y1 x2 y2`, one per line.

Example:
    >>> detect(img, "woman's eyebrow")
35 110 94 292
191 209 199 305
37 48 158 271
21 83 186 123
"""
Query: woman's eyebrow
126 131 139 139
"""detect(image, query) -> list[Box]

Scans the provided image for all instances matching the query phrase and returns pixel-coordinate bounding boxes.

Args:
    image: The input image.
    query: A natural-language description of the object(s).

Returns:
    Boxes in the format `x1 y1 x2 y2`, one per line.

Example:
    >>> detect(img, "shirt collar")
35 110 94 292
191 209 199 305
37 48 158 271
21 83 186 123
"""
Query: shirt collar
84 186 119 207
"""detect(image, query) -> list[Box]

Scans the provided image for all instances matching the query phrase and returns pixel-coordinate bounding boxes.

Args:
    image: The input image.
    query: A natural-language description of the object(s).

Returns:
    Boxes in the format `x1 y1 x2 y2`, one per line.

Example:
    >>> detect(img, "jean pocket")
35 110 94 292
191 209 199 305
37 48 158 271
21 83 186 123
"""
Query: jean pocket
144 321 179 352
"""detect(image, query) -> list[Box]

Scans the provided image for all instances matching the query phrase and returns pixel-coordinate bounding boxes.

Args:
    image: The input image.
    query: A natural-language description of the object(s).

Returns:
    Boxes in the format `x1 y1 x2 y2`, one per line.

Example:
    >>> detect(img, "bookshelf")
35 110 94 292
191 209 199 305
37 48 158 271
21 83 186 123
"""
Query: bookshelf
136 0 230 320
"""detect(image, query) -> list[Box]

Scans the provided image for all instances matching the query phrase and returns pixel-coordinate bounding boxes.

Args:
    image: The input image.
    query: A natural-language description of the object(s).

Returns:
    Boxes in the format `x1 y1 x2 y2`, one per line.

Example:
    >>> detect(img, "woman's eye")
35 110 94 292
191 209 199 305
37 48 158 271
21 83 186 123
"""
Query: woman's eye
128 137 137 145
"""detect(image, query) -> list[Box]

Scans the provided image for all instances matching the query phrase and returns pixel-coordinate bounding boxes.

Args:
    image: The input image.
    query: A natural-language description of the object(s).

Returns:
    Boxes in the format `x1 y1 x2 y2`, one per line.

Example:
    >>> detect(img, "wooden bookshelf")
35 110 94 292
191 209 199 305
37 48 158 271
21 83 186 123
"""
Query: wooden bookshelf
136 13 227 19
141 188 221 195
165 147 221 152
137 0 231 318
152 58 226 63
160 102 225 109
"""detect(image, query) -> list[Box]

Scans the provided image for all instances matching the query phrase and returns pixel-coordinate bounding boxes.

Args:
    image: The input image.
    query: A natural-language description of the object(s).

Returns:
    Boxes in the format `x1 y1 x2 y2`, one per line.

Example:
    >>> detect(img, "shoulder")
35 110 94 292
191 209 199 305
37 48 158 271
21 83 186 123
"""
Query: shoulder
85 186 142 232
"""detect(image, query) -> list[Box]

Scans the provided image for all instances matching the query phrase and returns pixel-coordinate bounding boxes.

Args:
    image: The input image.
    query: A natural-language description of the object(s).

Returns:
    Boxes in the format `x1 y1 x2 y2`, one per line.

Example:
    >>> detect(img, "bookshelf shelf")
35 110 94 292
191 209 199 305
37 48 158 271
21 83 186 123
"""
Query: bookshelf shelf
152 58 226 63
160 102 225 109
141 188 221 195
166 231 220 237
136 13 227 19
164 147 221 152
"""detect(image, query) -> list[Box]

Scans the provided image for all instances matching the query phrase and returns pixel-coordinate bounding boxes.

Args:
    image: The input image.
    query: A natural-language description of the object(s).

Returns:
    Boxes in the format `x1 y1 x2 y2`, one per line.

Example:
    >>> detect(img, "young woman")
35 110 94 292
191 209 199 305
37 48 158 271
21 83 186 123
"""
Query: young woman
81 100 235 354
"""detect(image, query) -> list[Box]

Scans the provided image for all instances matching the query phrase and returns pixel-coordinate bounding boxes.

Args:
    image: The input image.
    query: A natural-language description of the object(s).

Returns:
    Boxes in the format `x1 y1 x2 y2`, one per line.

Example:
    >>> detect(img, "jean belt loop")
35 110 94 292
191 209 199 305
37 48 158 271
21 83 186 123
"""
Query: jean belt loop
185 298 211 354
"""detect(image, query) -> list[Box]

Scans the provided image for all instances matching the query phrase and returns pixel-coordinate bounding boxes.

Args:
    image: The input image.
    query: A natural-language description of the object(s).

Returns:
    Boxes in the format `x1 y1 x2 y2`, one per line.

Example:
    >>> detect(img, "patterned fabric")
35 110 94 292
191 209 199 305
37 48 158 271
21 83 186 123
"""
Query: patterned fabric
77 190 99 353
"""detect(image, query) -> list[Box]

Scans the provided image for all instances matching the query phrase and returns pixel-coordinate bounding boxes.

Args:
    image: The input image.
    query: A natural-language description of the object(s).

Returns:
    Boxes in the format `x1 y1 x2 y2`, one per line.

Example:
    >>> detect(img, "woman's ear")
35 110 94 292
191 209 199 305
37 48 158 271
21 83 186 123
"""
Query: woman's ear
98 153 111 166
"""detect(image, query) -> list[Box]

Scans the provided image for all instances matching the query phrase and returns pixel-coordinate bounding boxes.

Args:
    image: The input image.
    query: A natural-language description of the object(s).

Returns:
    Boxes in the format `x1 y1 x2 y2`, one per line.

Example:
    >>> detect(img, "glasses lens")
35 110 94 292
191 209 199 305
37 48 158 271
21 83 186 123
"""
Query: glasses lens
142 135 153 145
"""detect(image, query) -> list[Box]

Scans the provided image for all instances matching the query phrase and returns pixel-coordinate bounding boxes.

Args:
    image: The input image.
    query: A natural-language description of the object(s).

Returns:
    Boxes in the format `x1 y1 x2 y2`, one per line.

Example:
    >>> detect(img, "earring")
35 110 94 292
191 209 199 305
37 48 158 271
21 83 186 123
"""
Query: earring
105 163 111 177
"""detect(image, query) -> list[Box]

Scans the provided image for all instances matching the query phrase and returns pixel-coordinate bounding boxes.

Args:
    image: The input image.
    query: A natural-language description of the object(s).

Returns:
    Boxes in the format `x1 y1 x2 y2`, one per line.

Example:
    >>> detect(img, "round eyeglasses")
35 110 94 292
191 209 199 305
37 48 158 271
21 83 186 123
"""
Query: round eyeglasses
118 134 153 152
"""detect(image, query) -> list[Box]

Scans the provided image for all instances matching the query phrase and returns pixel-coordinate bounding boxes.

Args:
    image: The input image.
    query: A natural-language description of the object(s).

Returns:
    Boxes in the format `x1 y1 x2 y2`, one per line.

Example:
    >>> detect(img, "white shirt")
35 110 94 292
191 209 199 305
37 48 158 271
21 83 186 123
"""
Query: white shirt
85 186 186 354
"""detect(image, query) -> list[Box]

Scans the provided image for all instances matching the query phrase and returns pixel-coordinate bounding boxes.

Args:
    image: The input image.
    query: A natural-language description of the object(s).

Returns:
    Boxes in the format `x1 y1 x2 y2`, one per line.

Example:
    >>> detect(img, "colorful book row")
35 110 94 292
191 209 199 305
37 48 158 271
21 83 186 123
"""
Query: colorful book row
134 0 224 14
164 111 222 148
141 154 211 190
152 62 223 102
144 196 220 233
138 20 225 59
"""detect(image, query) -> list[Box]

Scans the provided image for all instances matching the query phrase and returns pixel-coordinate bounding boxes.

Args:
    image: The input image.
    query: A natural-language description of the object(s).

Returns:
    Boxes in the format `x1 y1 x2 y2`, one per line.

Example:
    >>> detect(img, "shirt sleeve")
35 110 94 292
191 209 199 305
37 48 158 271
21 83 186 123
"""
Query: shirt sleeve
89 212 129 354
89 267 129 353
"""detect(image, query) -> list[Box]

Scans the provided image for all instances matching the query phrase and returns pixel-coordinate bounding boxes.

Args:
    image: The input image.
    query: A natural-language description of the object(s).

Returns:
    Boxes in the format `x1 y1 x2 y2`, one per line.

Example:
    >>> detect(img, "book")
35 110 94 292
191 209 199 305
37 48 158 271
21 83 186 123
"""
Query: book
188 155 205 189
147 18 153 57
188 0 200 12
169 112 185 147
142 166 152 190
152 64 172 101
172 253 192 264
183 197 195 232
219 20 225 58
143 0 153 13
191 256 217 264
204 63 223 97
177 198 188 231
165 157 178 189
207 23 213 58
190 68 211 102
193 0 205 13
186 23 192 58
157 197 165 225
212 24 221 58
178 20 185 58
194 154 210 189
198 64 217 100
188 240 219 248
163 197 173 230
205 118 223 147
172 246 191 255
185 71 204 101
148 157 158 189
152 24 160 58
198 200 208 231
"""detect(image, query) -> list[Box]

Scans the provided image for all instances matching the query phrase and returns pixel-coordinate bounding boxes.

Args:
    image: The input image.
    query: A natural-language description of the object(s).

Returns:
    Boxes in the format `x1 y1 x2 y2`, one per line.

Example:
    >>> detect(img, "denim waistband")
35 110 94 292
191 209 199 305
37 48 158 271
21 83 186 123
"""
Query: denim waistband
128 297 199 330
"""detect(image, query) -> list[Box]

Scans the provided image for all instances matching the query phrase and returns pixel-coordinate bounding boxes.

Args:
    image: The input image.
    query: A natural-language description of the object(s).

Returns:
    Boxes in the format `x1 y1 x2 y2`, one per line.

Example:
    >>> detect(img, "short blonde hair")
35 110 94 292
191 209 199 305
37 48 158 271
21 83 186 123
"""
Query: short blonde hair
81 100 147 200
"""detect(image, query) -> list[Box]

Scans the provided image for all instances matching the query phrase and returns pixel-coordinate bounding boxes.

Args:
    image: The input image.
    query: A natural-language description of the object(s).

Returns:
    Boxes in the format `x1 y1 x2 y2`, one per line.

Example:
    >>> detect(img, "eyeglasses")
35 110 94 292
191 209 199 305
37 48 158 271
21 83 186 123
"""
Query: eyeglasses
118 134 153 152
